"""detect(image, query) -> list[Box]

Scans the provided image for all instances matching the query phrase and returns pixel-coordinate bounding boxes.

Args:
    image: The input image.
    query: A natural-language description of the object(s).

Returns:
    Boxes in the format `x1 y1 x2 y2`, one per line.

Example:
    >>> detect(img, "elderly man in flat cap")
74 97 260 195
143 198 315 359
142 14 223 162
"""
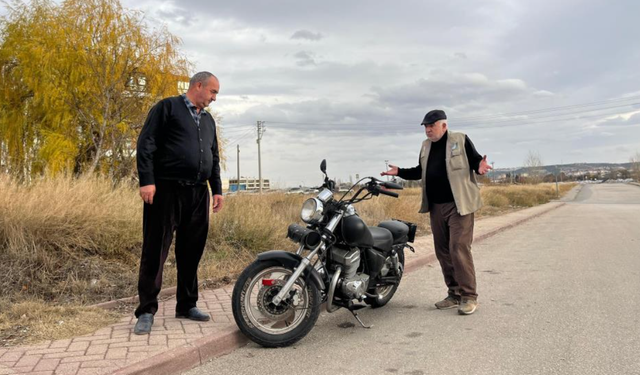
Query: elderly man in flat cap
381 109 491 315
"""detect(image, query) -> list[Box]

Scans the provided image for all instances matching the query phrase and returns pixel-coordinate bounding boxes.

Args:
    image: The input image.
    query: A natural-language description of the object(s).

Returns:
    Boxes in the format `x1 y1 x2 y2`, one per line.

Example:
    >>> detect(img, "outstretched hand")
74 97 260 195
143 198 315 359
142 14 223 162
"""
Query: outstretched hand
478 155 492 175
381 164 399 177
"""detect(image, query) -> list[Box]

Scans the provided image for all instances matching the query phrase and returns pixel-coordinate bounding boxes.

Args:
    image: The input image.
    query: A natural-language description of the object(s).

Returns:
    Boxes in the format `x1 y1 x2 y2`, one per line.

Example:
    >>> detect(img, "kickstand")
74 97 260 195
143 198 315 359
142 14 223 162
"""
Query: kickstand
349 309 372 329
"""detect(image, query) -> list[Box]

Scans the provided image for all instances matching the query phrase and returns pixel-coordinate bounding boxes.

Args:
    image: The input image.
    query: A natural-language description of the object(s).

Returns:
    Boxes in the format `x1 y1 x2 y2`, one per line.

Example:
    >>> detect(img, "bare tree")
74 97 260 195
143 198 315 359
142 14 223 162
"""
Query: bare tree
523 150 544 184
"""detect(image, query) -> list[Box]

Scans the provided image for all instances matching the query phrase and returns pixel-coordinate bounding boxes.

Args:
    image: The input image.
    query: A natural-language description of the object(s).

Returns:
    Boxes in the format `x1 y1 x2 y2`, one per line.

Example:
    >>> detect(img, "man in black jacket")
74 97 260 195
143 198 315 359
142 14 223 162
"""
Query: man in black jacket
133 71 223 334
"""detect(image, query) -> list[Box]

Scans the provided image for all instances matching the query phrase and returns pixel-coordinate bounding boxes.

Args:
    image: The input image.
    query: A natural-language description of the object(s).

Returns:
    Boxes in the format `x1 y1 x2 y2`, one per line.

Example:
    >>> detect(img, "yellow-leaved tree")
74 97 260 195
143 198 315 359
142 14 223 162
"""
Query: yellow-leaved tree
0 0 192 180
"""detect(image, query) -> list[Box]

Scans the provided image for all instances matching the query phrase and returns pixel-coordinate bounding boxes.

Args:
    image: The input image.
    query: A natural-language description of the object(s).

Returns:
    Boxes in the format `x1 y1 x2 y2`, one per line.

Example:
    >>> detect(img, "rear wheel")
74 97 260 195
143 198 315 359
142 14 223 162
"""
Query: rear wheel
366 248 405 308
232 260 321 347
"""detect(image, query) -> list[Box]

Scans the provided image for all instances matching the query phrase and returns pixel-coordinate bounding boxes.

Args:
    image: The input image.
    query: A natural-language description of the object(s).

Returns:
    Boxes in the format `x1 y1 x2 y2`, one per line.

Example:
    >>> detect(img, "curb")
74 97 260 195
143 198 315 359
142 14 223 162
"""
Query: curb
114 326 247 375
474 202 565 243
92 287 176 310
110 201 567 375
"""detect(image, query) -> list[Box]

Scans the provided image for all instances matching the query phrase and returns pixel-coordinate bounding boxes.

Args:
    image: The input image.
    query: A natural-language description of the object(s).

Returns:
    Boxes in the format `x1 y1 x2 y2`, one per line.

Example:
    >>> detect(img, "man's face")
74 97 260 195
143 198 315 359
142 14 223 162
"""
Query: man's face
424 120 447 142
194 77 219 109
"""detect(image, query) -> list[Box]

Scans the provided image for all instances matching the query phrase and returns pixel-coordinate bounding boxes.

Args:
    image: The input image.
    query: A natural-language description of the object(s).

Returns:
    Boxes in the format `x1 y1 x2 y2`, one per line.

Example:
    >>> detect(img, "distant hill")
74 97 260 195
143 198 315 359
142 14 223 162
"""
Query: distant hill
495 162 633 175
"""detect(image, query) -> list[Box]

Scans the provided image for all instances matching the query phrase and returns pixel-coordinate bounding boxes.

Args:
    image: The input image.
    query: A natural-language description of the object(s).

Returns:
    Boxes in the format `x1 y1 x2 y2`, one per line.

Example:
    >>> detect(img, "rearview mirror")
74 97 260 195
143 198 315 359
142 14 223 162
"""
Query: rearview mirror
320 159 327 174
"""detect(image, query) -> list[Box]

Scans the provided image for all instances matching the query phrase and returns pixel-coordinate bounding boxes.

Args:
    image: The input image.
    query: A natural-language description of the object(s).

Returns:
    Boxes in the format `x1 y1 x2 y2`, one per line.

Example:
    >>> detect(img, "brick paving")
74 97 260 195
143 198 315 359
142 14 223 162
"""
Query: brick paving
0 287 235 375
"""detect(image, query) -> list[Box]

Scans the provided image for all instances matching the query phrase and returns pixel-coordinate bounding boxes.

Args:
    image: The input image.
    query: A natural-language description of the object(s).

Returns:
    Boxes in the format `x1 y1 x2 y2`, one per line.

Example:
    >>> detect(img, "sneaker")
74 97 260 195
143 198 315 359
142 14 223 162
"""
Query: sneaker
458 298 478 315
435 296 460 310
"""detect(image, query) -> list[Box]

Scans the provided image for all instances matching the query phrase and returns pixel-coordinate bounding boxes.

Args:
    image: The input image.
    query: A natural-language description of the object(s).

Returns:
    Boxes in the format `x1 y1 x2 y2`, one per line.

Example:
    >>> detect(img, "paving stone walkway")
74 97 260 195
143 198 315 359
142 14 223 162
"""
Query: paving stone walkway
0 287 234 375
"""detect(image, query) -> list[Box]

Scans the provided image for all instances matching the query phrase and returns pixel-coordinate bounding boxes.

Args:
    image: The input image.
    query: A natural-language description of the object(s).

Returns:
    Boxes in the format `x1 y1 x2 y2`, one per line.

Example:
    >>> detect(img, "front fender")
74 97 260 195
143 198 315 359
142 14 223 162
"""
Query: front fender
256 250 325 290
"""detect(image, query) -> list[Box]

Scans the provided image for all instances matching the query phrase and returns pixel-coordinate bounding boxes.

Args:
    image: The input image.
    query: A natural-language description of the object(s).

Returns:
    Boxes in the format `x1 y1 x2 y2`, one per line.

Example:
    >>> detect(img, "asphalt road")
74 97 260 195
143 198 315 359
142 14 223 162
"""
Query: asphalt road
185 183 640 375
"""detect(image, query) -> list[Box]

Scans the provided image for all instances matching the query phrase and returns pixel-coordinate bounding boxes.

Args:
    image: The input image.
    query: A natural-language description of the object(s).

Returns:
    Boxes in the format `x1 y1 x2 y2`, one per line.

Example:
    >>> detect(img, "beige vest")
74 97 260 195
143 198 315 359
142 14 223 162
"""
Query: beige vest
419 131 482 216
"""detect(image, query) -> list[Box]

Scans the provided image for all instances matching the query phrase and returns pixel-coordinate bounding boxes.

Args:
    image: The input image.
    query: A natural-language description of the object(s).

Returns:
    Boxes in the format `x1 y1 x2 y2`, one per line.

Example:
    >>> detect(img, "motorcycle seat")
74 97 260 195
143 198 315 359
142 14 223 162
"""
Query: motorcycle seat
368 226 393 251
378 220 409 244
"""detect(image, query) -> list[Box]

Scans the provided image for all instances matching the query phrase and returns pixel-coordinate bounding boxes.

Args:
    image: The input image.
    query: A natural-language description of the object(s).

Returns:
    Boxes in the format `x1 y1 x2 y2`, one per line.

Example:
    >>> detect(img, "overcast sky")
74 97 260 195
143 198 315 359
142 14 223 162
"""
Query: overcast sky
4 0 640 187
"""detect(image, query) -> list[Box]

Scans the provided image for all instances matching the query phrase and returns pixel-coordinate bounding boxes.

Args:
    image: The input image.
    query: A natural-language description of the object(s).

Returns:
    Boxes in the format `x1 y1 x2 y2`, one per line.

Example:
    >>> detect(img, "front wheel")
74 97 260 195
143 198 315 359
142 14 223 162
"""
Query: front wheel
231 260 321 348
366 248 405 308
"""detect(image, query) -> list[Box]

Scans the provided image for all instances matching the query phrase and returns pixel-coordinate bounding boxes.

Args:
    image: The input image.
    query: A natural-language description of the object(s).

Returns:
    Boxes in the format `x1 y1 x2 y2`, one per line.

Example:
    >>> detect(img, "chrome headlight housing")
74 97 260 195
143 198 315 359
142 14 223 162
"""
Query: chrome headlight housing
301 198 324 223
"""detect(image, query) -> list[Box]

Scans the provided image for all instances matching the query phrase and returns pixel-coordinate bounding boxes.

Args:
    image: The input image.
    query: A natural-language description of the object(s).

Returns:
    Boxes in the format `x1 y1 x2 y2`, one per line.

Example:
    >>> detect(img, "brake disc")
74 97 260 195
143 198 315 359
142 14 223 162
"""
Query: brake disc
256 280 296 321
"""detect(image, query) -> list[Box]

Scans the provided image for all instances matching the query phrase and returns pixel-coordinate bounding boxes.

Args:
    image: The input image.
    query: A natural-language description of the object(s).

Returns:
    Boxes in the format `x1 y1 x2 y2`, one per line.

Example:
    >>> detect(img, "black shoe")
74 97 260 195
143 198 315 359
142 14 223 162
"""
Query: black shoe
175 307 211 322
134 313 154 335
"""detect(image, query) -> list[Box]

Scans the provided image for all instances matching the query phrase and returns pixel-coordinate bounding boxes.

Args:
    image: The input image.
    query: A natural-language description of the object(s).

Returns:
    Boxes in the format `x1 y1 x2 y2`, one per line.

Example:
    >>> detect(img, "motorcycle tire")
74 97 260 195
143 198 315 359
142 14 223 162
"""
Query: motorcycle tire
232 259 321 348
366 248 405 308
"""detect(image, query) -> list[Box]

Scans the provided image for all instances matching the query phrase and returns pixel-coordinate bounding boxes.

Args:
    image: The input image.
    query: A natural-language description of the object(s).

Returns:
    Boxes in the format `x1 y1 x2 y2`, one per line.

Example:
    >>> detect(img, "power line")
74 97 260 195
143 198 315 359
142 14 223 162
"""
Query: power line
454 102 640 126
220 126 254 135
454 94 640 121
261 102 639 131
458 112 638 130
226 128 255 145
261 95 640 128
262 108 637 131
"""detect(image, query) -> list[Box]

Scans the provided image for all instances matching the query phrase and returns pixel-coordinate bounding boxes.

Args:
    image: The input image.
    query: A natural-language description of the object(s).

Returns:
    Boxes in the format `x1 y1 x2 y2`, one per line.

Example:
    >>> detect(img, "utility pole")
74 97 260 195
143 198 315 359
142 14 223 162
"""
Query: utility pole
491 162 495 183
384 160 389 181
555 166 560 198
236 144 240 193
256 121 266 194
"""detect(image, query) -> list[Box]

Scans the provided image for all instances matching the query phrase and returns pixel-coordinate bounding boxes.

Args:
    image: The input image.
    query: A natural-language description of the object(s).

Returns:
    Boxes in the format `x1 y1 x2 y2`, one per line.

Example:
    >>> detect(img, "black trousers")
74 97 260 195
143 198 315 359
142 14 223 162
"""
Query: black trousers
134 180 210 317
429 202 478 300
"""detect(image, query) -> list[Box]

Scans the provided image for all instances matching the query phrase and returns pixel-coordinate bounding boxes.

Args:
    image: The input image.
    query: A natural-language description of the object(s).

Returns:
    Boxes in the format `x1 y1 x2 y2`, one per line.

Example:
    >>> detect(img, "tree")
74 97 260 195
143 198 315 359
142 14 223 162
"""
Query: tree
0 0 192 181
523 150 544 184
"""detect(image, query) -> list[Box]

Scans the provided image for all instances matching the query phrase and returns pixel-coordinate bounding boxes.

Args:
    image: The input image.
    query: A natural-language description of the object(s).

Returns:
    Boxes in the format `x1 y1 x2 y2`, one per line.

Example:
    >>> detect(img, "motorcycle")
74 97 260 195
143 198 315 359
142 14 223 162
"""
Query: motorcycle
231 160 417 347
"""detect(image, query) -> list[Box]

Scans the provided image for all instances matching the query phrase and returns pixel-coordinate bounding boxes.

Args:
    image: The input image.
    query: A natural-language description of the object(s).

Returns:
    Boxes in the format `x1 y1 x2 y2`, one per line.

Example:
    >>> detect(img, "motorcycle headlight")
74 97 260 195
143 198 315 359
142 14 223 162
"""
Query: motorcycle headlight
301 198 324 223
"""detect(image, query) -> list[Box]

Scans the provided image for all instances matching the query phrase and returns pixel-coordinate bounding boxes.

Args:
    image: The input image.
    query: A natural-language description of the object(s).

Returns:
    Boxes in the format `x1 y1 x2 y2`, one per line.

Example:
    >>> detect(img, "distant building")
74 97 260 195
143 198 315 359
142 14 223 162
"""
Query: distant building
228 177 271 192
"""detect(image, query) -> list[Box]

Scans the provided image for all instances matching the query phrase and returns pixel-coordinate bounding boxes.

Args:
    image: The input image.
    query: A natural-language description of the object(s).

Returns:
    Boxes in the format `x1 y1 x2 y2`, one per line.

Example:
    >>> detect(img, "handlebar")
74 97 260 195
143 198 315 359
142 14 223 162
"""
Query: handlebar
343 176 403 204
377 188 399 198
380 180 403 190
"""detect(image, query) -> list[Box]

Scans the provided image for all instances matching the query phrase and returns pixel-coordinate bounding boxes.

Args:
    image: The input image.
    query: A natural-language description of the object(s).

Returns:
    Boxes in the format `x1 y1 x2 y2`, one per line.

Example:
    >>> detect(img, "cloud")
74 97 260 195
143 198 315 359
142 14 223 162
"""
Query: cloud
293 51 316 66
290 30 323 41
155 7 197 26
371 72 534 114
86 0 640 184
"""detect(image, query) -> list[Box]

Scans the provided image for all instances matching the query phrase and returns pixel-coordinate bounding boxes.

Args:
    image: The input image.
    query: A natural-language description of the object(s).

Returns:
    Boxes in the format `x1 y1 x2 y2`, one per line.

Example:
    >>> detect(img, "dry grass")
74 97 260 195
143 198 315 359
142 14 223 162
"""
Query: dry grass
0 175 141 306
0 299 121 347
0 175 575 346
477 183 575 218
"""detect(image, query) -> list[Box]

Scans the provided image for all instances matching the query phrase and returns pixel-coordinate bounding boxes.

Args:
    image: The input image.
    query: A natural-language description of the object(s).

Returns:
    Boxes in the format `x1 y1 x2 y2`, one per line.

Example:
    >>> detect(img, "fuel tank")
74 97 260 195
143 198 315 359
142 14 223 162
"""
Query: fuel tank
339 215 374 247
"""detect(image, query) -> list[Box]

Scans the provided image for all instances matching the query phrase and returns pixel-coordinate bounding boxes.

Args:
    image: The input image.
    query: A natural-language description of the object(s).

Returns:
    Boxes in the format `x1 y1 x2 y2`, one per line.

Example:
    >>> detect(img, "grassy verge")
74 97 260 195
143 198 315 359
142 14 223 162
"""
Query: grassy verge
0 176 575 346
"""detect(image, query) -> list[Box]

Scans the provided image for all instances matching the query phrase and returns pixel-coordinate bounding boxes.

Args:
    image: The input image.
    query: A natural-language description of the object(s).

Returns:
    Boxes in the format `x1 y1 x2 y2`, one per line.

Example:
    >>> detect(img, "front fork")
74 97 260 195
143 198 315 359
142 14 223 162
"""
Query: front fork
272 210 344 306
271 245 322 305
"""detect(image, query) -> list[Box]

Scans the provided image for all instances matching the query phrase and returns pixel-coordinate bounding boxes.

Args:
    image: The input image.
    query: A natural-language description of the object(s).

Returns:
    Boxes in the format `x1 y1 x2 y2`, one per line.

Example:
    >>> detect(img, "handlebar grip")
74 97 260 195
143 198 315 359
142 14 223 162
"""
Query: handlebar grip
378 188 399 198
381 181 403 190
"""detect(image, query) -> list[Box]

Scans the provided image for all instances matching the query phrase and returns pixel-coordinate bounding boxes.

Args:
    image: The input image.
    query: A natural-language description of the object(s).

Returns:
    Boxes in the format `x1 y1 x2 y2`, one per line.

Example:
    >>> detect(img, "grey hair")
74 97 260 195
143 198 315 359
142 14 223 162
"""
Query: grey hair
189 71 217 88
435 119 448 127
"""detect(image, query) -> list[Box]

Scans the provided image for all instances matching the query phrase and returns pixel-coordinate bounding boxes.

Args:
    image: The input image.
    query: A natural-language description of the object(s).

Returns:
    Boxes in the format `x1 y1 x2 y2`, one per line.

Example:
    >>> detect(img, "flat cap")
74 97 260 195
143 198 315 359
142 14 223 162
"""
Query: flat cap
421 109 447 125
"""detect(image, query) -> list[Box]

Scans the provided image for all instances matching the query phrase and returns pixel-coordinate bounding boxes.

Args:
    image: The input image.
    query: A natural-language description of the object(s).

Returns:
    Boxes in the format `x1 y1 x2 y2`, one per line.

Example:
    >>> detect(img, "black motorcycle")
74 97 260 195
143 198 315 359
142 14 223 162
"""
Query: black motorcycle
231 160 417 347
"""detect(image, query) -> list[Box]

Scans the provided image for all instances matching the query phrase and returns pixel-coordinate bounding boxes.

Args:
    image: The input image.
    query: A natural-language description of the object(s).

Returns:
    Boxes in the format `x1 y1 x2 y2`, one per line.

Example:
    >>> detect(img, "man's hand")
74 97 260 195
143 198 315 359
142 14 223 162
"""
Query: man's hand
140 185 156 204
478 155 492 175
381 164 399 177
212 194 224 213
